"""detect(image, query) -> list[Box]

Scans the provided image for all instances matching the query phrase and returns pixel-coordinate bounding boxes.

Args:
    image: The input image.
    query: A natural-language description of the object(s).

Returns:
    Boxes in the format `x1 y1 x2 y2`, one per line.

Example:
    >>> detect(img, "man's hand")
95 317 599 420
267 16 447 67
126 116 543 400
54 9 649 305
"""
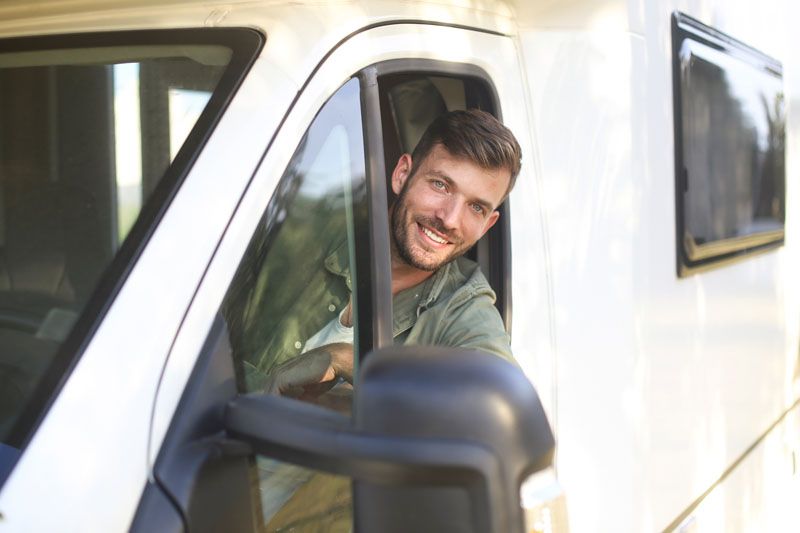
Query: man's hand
264 342 354 400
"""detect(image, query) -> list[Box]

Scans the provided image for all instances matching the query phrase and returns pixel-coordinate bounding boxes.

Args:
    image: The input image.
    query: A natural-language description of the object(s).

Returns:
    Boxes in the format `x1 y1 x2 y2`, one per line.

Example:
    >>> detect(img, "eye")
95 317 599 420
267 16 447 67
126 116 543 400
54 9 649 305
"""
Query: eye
431 179 446 190
470 203 485 215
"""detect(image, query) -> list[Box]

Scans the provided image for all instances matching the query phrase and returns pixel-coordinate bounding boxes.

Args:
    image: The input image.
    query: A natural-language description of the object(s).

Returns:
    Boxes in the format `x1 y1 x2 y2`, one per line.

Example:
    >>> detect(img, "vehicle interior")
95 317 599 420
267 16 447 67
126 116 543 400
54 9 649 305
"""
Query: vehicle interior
0 47 227 446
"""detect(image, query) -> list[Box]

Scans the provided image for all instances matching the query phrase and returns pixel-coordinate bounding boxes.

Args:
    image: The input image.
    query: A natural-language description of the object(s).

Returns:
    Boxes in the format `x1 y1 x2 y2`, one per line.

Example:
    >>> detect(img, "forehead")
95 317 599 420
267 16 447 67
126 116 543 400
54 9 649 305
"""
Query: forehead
414 144 510 207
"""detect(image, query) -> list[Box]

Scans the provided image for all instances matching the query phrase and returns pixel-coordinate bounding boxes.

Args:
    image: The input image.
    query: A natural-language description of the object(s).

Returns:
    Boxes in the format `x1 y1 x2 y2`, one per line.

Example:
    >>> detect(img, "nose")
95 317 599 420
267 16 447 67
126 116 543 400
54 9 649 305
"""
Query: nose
435 195 463 230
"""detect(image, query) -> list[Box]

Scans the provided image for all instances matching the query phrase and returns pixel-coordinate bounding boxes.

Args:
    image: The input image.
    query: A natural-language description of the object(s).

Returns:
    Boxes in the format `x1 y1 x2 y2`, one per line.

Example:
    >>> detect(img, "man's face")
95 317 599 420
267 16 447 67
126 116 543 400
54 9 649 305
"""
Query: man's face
390 143 509 272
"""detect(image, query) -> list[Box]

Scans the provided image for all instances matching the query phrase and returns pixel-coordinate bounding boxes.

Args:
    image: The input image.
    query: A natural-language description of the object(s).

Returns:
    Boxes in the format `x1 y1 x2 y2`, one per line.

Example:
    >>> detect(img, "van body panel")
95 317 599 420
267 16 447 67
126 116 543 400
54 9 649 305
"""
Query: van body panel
666 401 800 532
521 1 800 530
0 0 796 531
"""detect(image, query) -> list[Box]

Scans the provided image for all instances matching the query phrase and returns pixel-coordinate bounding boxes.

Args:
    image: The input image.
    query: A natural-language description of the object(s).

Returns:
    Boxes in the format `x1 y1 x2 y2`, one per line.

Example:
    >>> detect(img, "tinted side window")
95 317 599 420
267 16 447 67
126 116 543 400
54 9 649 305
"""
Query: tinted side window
0 30 260 476
673 13 785 275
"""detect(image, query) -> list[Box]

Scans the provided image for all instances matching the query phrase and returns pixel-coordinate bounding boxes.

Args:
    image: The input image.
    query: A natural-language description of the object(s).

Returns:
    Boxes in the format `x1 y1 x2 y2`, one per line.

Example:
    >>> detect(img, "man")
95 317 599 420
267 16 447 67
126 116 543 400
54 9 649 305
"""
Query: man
263 109 522 398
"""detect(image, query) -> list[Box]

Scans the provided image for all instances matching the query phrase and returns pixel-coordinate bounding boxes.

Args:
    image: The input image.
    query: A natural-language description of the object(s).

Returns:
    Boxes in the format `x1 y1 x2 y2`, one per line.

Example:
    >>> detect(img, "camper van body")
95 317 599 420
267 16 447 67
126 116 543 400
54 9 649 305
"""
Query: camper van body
0 0 797 531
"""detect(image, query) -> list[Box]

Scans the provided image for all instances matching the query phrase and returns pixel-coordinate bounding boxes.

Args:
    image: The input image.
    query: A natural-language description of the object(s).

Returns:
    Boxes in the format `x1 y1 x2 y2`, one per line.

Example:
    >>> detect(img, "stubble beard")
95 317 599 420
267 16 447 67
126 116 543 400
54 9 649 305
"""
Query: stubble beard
390 188 468 272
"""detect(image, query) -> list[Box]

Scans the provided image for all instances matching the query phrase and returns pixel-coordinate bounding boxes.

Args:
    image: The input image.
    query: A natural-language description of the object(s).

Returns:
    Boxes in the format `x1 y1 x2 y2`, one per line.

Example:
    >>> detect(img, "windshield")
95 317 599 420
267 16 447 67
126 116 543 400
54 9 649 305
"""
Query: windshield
0 30 259 476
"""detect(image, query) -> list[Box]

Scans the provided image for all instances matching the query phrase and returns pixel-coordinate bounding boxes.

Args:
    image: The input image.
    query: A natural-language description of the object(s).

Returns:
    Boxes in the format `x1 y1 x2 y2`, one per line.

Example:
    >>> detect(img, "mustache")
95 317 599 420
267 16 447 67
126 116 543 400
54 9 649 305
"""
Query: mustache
414 215 463 245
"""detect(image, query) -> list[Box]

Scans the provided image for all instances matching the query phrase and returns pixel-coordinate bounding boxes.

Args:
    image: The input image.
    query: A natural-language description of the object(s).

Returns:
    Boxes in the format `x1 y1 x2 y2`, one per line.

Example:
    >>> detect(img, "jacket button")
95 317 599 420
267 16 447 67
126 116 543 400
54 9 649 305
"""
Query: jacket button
328 304 336 312
294 341 302 350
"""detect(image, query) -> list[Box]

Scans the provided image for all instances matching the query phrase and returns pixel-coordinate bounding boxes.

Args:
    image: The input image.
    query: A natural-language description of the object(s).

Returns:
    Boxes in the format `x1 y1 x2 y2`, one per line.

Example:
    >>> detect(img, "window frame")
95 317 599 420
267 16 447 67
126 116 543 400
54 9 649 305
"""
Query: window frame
357 66 394 353
0 27 263 457
671 12 786 277
362 58 512 341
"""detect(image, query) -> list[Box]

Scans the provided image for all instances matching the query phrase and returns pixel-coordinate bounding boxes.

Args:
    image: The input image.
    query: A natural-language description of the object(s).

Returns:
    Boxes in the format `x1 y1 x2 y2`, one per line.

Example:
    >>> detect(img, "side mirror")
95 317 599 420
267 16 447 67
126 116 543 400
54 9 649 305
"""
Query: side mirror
226 345 555 533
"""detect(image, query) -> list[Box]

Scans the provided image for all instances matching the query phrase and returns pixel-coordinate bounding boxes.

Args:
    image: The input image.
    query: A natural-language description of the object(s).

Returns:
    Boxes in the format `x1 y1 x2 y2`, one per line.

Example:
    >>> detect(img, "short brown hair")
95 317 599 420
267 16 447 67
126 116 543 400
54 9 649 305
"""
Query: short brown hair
410 109 522 199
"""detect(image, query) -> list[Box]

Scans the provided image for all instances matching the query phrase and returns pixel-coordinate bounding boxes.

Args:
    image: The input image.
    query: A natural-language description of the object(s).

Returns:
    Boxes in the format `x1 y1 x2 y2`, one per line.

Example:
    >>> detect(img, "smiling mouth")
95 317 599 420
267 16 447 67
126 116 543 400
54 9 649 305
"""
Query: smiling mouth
418 223 450 245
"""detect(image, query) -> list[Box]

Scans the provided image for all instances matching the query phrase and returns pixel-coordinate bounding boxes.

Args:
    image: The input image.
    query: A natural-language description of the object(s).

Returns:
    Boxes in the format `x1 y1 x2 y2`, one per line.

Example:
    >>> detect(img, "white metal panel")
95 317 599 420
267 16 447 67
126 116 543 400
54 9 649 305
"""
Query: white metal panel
0 57 294 532
671 403 800 532
521 0 800 530
511 0 640 33
0 0 516 41
522 28 643 532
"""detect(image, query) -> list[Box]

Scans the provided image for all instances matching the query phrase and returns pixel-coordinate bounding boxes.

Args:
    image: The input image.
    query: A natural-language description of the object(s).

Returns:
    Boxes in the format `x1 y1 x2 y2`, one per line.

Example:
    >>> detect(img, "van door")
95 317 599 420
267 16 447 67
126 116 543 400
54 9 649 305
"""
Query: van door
140 22 551 532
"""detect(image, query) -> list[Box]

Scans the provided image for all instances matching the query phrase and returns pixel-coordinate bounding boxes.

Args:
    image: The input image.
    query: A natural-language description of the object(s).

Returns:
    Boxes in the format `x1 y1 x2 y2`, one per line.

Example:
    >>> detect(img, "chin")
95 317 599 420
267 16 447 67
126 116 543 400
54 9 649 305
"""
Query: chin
409 248 449 272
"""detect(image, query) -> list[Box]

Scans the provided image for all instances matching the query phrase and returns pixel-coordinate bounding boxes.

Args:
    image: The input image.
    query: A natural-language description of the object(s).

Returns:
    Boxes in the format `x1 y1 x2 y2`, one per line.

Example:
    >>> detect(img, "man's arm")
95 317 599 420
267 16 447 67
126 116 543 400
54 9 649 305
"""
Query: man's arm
263 342 354 398
263 299 355 399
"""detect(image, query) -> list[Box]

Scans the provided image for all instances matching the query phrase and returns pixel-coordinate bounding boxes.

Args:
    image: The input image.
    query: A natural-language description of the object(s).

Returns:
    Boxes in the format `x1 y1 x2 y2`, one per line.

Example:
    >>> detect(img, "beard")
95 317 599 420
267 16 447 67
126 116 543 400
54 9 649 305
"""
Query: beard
391 186 470 272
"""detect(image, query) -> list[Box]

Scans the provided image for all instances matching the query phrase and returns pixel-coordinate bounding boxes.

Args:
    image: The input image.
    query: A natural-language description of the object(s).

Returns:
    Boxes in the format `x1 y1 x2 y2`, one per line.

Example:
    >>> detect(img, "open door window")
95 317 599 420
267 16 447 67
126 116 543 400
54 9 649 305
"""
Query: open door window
373 60 511 330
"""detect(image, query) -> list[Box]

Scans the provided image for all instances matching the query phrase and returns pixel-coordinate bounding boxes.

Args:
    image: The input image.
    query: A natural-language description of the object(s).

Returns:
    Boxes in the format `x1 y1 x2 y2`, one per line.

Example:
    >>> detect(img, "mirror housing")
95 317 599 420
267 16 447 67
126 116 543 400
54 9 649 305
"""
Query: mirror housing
354 346 554 532
226 345 554 533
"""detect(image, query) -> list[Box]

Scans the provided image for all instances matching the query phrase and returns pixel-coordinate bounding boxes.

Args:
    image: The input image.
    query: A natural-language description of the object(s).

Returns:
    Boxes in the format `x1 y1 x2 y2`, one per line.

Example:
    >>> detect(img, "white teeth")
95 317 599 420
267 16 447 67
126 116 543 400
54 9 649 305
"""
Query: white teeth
421 225 447 244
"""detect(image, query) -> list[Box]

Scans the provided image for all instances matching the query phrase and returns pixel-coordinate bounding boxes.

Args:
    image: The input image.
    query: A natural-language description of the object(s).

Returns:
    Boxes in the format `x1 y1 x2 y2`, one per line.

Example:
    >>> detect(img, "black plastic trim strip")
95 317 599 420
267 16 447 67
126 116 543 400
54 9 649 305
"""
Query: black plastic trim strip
662 396 800 532
1 27 264 462
359 67 393 354
147 314 254 533
671 11 785 278
673 12 782 75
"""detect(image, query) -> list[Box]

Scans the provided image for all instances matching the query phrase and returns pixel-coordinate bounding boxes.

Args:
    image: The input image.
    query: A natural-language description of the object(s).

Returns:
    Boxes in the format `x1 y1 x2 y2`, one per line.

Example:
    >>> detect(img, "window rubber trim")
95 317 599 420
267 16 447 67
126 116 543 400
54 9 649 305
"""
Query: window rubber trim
0 27 264 464
671 11 785 277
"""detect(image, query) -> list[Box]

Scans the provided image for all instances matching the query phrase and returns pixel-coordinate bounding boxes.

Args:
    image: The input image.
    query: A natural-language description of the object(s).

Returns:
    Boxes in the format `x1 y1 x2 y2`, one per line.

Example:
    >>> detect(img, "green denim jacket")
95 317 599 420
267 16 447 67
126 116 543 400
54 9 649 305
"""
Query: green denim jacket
392 256 513 360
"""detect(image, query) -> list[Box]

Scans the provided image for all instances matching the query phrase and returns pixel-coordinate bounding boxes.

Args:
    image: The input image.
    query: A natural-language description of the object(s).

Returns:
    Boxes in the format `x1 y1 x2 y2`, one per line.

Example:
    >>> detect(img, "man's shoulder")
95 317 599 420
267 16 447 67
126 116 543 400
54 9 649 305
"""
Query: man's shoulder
418 257 512 362
442 256 496 307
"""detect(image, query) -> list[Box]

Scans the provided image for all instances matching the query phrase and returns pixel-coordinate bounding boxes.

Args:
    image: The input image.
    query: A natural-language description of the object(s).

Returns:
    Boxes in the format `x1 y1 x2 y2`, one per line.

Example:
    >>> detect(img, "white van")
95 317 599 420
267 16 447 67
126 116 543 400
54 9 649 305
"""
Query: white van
0 1 796 532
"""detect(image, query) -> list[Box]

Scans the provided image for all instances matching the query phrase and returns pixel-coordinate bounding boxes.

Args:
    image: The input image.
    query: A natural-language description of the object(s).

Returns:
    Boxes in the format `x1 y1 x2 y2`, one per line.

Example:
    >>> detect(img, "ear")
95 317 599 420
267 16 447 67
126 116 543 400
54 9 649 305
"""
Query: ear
480 210 500 237
391 154 413 196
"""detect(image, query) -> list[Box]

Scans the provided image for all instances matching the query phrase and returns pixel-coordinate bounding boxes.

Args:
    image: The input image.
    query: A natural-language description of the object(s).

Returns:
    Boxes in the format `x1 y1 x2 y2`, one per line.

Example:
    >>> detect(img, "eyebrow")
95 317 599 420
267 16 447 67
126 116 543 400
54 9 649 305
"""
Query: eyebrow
427 170 497 212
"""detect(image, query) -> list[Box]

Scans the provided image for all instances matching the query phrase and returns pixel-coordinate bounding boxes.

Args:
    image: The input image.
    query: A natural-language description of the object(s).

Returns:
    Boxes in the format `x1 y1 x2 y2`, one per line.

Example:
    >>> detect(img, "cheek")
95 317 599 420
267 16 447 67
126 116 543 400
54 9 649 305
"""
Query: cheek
461 217 488 242
404 189 441 214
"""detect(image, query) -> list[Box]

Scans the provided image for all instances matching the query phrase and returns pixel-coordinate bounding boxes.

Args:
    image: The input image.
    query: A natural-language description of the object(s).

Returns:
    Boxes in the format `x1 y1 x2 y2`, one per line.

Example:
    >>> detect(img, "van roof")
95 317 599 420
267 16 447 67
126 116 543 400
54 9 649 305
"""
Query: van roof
0 0 641 43
0 0 532 39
